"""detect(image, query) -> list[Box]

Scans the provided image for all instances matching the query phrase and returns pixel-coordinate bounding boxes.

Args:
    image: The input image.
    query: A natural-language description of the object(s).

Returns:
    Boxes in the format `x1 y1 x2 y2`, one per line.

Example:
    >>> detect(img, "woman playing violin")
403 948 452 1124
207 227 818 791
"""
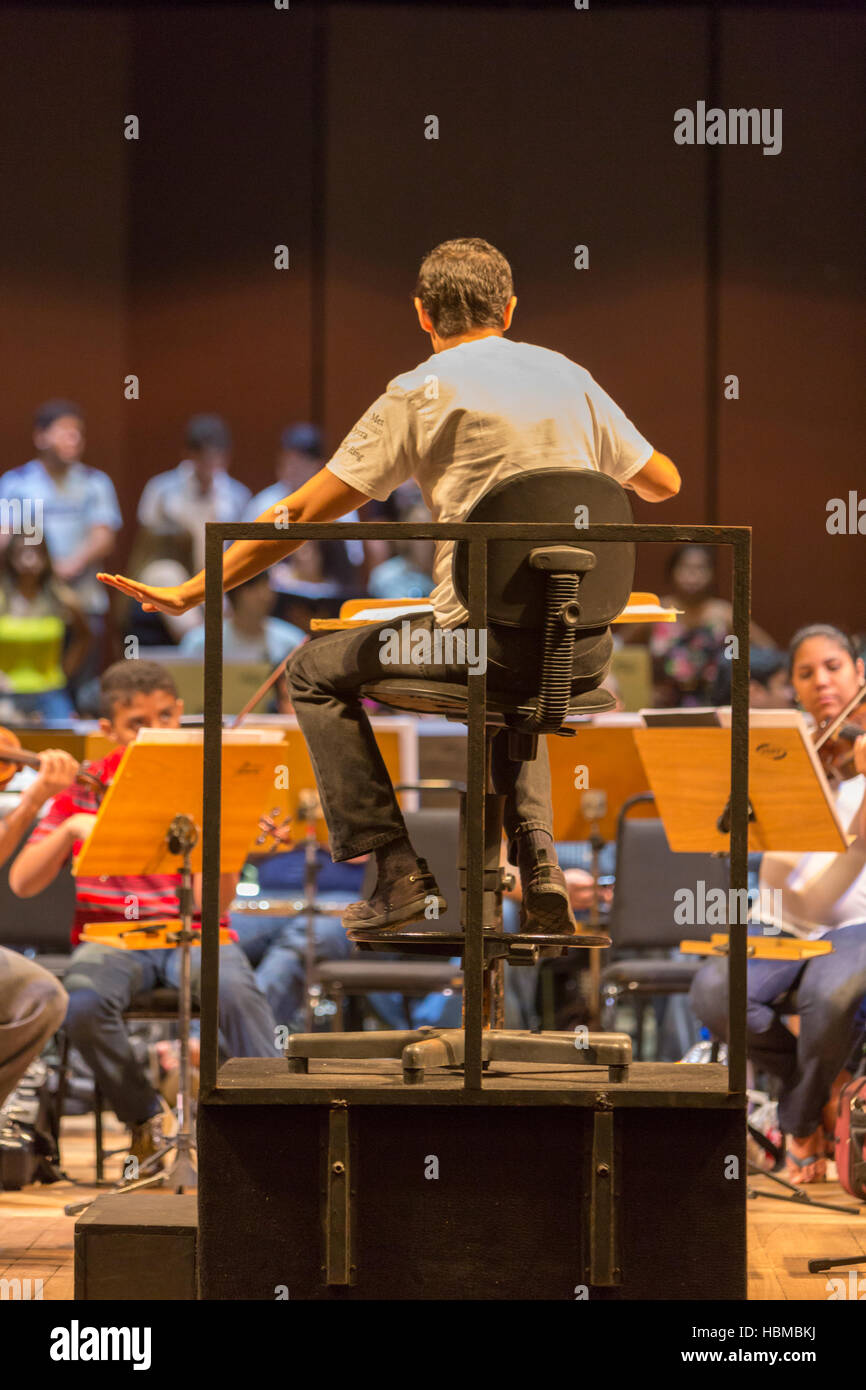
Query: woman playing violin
690 624 866 1184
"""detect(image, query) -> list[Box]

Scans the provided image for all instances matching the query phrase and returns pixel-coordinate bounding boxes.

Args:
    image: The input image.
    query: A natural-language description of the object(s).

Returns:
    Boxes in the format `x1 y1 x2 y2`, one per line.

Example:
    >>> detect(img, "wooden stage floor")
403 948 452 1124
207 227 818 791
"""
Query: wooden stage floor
2 1111 864 1301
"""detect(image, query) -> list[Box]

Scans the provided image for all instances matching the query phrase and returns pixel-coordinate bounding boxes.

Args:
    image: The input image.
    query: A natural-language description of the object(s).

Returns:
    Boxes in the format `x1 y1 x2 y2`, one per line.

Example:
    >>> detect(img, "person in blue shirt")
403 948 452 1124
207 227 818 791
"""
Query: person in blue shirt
368 503 434 600
177 571 305 667
136 415 251 575
0 399 123 616
0 399 123 705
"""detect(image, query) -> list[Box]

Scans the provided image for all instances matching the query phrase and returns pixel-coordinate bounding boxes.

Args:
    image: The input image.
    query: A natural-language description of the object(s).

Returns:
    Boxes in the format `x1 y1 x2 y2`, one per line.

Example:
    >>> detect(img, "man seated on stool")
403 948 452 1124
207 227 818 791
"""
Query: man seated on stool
99 238 680 943
8 659 277 1170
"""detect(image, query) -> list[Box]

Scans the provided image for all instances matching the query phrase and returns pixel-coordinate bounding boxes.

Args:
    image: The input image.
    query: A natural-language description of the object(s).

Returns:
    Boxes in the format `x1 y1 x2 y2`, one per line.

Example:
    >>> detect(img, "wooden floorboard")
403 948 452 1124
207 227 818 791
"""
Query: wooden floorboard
2 1114 864 1300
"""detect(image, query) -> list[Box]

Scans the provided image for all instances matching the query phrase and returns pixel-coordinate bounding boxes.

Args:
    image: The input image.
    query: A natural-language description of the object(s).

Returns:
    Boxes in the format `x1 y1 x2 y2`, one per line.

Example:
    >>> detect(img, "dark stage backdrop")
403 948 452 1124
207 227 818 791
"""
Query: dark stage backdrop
0 3 862 643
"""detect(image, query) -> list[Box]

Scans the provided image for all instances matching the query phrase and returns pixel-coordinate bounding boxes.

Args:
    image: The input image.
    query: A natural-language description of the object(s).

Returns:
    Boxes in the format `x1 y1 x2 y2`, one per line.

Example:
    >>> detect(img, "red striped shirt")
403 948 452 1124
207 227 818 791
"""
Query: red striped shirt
27 746 188 944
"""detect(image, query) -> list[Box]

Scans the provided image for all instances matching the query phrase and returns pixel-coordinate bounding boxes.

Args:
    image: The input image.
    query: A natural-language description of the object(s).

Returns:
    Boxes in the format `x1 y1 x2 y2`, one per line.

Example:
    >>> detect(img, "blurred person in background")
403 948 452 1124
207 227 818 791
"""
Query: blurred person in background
0 535 91 720
622 544 775 707
136 414 251 574
710 644 793 709
177 571 305 667
368 502 434 600
123 559 202 650
0 399 122 704
248 424 364 629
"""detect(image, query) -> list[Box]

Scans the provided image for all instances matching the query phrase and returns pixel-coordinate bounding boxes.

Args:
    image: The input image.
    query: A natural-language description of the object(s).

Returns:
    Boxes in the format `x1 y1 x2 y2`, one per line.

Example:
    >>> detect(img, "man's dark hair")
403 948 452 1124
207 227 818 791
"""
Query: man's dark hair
185 414 231 453
99 659 178 720
414 238 513 339
34 399 84 432
712 646 787 703
788 624 860 674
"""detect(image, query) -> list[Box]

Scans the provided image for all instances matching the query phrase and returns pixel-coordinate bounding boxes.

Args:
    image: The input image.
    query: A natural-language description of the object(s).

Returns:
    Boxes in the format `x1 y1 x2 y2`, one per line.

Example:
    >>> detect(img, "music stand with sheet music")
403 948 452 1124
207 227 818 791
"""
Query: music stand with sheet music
632 708 848 1042
66 727 287 1205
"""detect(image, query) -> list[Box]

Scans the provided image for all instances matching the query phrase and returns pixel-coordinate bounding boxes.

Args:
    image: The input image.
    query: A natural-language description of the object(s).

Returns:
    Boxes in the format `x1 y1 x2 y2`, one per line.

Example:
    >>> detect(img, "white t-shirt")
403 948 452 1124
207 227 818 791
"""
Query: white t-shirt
757 774 866 939
326 336 654 628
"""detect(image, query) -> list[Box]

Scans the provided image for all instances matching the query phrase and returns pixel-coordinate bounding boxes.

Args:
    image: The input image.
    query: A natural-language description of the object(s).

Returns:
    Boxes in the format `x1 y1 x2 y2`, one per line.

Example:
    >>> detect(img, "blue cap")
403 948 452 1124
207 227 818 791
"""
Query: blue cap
280 423 323 457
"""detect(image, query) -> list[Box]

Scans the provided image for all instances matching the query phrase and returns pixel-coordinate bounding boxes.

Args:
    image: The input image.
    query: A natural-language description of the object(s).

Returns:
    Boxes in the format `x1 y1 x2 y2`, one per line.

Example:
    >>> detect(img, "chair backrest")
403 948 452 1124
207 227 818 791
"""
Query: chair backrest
608 794 730 951
452 468 635 629
361 807 462 934
0 855 76 956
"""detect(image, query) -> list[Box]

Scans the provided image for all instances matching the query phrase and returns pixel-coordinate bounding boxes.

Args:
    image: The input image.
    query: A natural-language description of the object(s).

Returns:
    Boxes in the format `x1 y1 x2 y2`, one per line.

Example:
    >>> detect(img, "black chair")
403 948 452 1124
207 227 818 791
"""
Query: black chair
285 468 636 1083
600 793 729 1059
0 856 77 975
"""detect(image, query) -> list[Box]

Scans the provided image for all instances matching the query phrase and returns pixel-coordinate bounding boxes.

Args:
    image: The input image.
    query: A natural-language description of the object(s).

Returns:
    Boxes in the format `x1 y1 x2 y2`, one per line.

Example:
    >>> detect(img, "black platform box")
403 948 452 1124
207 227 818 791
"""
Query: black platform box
198 1058 746 1301
74 1192 198 1301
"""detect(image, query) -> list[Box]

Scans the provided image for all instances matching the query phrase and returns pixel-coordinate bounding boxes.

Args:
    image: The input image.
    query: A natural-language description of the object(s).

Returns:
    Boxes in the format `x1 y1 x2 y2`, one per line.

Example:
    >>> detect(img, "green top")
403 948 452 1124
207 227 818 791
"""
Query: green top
0 612 66 691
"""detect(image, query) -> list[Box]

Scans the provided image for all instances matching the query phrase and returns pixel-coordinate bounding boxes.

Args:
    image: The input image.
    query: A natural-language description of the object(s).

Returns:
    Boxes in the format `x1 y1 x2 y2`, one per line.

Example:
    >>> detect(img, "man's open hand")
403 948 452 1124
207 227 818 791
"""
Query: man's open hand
98 573 201 616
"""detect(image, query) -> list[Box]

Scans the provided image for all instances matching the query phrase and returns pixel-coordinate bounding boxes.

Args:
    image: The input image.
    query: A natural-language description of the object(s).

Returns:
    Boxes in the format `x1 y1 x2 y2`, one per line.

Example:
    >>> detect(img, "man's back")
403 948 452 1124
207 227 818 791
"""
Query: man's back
327 336 653 627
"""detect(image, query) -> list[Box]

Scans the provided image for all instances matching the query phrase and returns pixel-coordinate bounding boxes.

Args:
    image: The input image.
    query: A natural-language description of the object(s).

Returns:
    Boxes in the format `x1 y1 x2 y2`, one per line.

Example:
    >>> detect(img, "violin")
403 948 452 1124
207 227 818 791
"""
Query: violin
813 683 866 786
0 725 105 801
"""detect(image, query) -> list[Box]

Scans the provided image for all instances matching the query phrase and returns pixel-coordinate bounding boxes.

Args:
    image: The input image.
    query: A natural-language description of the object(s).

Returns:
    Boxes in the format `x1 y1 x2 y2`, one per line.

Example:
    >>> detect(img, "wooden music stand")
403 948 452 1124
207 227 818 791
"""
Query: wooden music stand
309 591 680 633
230 718 416 849
71 728 287 1200
632 709 849 855
633 709 847 967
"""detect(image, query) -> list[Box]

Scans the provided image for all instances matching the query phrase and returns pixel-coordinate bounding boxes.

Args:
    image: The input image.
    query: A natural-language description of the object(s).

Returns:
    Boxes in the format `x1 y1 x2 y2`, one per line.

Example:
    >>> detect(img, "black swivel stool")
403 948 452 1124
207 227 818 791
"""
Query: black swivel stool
285 468 636 1084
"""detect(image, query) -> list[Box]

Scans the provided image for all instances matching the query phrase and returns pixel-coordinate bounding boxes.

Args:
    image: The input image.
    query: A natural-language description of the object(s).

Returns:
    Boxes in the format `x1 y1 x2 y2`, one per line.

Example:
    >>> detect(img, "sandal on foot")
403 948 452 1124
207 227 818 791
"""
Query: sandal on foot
784 1137 827 1185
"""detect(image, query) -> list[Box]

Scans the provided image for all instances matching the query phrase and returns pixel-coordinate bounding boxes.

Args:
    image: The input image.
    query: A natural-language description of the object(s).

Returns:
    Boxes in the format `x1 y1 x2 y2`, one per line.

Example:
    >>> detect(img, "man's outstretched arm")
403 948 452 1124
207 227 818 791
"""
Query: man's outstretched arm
99 469 369 616
626 449 681 502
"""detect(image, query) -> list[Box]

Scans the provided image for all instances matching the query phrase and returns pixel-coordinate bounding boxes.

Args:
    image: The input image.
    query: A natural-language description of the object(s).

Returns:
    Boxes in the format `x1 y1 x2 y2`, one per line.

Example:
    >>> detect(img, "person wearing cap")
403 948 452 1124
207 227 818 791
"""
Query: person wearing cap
243 425 364 626
136 414 252 574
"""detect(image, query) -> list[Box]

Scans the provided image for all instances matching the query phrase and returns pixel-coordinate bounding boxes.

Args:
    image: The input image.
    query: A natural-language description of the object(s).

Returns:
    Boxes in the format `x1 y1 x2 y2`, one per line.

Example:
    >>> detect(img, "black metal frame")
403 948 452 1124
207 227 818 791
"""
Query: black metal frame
200 520 750 1096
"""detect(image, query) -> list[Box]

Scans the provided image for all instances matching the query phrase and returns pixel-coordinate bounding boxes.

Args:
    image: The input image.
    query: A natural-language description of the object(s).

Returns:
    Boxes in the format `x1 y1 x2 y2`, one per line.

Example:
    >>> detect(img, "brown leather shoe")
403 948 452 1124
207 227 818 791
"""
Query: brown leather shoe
519 851 579 936
343 858 447 934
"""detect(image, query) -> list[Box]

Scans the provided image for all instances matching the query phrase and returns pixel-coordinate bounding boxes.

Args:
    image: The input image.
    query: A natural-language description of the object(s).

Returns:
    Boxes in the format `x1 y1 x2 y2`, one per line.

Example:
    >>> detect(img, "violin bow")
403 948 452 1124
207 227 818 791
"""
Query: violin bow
230 652 293 729
814 679 866 752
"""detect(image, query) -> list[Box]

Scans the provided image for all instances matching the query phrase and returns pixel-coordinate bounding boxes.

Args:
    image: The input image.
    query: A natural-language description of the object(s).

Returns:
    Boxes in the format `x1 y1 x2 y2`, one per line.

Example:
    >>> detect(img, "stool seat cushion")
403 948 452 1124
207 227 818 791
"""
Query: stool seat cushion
360 679 615 723
124 987 200 1017
311 960 462 993
600 958 701 992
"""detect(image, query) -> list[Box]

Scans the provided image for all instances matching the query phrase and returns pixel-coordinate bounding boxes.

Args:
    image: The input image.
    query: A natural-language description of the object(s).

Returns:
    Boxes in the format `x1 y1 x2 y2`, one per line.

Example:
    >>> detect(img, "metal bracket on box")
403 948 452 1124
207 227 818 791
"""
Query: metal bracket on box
585 1102 622 1287
322 1101 355 1286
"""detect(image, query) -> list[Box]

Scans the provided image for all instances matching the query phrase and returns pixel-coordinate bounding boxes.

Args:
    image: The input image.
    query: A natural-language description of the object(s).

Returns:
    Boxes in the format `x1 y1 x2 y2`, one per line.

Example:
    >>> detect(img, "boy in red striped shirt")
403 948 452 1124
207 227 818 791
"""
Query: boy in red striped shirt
9 660 277 1169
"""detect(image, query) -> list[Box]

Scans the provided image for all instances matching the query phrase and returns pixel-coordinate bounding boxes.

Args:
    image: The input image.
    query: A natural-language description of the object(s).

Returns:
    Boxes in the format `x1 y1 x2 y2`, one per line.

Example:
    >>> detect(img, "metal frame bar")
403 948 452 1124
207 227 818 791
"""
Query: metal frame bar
200 520 750 1098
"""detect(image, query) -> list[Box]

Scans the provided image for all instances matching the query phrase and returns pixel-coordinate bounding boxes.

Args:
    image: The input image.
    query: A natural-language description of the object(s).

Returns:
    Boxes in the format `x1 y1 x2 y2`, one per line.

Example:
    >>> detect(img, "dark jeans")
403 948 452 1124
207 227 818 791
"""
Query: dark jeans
286 614 613 864
6 688 76 721
689 921 866 1136
231 909 352 1031
63 941 277 1126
